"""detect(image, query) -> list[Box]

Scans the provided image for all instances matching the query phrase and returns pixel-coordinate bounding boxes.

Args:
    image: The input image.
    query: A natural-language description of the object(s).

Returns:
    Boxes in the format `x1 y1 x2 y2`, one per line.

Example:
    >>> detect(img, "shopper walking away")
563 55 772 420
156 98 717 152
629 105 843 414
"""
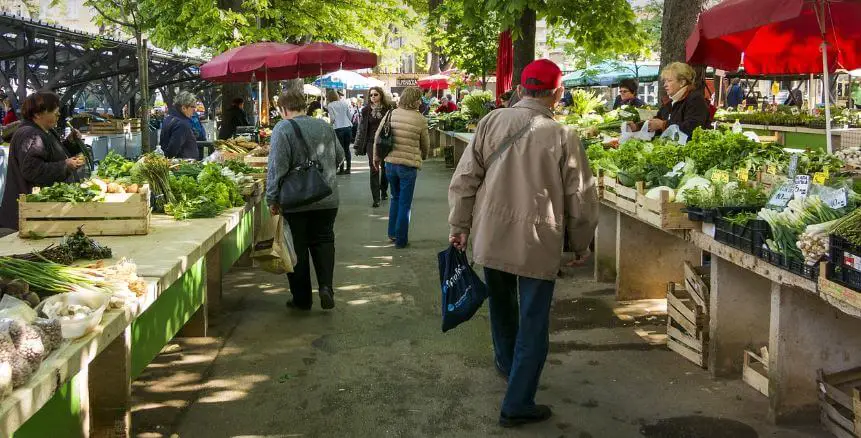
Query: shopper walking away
266 89 344 311
355 86 395 207
0 91 85 230
326 89 354 175
448 59 599 428
160 91 201 159
373 86 429 248
218 97 249 140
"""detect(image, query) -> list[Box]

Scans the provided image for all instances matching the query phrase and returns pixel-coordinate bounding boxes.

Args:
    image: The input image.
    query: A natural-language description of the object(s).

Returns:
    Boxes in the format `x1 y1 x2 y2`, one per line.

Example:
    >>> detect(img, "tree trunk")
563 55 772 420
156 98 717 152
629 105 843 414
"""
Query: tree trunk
428 0 442 74
659 0 707 100
137 35 151 152
512 8 536 87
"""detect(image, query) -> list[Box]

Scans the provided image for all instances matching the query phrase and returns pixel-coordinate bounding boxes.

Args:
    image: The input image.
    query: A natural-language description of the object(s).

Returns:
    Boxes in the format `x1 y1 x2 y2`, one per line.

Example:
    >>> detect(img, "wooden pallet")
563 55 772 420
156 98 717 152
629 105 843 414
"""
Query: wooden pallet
243 156 269 168
666 282 708 368
18 185 151 238
743 348 769 397
614 183 639 214
684 262 710 310
636 184 696 230
817 366 861 438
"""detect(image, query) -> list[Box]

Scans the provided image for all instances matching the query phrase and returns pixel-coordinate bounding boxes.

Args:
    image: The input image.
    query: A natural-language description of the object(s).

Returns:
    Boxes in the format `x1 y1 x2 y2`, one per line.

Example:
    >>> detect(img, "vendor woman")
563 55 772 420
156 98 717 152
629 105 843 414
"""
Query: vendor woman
0 91 85 230
630 62 710 137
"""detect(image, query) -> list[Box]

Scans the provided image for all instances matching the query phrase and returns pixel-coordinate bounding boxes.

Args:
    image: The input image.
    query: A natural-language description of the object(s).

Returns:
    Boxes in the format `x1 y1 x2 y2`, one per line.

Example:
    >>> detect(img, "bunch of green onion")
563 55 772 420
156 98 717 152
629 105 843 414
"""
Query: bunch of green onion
0 257 110 295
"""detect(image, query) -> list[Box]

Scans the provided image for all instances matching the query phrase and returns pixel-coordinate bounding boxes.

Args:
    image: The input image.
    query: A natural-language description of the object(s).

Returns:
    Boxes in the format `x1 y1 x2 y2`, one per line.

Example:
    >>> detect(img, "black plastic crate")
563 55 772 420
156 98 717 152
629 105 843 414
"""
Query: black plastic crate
826 262 861 292
759 247 818 280
828 235 861 275
714 217 771 256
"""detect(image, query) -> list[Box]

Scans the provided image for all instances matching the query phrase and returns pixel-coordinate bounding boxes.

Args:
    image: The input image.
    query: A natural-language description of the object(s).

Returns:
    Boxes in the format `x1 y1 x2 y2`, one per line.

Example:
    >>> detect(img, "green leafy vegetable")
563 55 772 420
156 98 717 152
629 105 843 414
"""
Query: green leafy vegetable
26 183 102 203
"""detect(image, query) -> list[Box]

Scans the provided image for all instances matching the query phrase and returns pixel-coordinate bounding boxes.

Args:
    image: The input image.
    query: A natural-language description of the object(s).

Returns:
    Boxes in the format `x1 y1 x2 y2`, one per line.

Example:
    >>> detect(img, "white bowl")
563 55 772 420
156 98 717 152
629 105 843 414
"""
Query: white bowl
36 290 109 339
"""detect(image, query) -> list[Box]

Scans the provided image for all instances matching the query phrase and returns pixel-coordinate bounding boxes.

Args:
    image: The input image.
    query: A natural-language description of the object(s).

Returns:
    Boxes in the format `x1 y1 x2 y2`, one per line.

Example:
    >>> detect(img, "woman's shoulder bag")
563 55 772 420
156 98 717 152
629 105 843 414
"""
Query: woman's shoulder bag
277 119 333 210
376 109 395 160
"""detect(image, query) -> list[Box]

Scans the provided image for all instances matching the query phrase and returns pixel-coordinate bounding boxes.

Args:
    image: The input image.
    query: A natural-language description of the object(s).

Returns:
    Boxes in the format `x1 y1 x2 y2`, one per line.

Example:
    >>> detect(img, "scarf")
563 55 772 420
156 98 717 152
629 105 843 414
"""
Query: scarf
670 86 690 104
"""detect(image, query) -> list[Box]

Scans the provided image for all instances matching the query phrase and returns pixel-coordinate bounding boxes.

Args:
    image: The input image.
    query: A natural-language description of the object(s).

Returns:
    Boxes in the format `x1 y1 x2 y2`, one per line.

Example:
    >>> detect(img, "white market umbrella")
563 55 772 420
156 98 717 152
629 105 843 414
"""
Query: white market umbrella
303 84 323 96
313 70 384 90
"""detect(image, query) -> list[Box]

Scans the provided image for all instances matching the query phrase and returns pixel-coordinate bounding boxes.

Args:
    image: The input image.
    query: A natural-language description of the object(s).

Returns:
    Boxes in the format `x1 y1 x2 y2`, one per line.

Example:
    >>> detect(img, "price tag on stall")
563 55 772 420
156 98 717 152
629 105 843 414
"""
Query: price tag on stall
736 168 750 182
767 182 794 208
767 164 778 175
794 175 811 199
813 171 828 185
821 187 848 209
711 170 730 184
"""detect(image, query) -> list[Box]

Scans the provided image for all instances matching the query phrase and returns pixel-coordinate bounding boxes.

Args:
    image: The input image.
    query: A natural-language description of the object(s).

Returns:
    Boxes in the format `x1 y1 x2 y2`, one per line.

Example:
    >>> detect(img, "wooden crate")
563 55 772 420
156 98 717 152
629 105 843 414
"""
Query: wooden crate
243 156 268 168
819 263 861 312
124 118 142 133
684 262 710 310
744 349 769 397
636 184 697 230
88 121 122 135
614 182 639 214
666 282 708 368
817 366 861 438
601 175 618 204
18 185 151 238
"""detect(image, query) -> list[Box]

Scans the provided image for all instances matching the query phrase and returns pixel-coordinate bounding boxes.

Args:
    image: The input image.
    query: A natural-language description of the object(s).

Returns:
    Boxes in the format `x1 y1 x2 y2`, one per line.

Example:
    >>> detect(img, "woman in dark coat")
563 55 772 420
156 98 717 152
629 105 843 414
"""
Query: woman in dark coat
159 91 200 159
0 91 85 230
635 62 710 138
354 86 395 208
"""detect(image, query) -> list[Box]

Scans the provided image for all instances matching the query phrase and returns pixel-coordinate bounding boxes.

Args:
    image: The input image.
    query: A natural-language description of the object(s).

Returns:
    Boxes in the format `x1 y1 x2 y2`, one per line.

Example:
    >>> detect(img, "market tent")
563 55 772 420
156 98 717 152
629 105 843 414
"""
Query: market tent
562 62 660 88
265 42 378 77
686 0 861 152
303 84 323 96
200 42 299 82
417 74 450 90
313 70 384 90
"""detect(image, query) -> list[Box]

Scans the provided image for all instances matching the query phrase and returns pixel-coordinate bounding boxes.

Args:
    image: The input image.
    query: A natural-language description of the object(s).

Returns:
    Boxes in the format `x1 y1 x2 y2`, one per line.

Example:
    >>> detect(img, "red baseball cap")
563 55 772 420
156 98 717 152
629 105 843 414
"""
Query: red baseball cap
521 59 563 90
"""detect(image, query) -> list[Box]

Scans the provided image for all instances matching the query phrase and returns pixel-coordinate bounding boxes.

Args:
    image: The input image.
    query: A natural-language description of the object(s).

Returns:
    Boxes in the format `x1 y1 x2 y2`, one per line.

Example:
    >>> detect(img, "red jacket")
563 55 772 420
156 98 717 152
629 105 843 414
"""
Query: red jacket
435 101 458 113
2 110 17 125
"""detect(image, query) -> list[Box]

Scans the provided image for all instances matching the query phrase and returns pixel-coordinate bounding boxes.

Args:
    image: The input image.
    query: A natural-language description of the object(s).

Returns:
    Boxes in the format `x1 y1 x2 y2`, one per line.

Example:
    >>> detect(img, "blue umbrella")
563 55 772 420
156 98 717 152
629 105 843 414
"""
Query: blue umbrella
313 69 384 90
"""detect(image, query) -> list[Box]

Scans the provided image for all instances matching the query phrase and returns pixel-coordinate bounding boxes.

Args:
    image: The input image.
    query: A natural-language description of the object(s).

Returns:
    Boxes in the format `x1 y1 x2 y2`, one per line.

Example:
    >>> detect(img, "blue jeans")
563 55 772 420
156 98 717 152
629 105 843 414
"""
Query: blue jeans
385 163 417 247
484 268 555 415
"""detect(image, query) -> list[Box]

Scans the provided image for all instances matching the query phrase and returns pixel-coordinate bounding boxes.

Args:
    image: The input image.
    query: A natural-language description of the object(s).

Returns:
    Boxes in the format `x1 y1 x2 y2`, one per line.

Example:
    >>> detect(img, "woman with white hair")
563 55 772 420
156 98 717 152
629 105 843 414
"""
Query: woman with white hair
159 91 200 159
632 62 710 137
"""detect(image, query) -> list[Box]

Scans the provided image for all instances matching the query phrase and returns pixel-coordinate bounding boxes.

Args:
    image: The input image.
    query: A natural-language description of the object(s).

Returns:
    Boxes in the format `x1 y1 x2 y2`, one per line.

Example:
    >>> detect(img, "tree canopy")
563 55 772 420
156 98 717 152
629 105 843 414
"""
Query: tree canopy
431 1 500 88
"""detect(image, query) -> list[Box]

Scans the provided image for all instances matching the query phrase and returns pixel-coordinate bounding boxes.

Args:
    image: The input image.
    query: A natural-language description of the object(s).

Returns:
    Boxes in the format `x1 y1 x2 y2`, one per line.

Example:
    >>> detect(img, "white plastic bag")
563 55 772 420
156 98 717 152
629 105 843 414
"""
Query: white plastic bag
619 122 656 144
743 131 761 143
660 124 689 145
732 120 743 134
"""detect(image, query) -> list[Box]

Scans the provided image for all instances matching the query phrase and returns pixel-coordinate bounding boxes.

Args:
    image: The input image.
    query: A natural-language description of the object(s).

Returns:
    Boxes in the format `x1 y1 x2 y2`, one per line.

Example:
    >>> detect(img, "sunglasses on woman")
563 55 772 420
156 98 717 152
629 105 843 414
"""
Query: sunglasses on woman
370 93 380 97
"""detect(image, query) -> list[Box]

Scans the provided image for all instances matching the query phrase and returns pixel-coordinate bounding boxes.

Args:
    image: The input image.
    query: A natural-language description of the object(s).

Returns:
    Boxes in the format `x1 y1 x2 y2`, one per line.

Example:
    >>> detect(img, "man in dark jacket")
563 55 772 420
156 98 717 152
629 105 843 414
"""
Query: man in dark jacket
218 97 249 140
159 91 199 159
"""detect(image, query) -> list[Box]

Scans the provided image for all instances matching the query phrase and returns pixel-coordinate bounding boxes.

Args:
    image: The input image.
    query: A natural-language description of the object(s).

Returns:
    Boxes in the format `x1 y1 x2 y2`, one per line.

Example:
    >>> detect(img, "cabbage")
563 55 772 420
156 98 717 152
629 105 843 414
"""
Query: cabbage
676 176 711 203
646 186 675 202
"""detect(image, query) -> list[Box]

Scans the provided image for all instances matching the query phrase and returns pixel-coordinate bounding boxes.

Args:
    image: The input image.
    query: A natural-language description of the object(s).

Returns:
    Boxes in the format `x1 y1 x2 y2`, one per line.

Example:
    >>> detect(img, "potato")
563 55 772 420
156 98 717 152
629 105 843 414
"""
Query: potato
106 182 122 193
126 184 139 193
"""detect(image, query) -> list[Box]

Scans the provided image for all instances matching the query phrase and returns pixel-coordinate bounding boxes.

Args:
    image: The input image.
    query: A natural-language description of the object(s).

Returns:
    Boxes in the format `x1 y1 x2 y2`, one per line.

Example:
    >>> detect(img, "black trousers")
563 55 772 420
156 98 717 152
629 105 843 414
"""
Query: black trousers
335 127 352 171
283 208 338 308
367 147 389 202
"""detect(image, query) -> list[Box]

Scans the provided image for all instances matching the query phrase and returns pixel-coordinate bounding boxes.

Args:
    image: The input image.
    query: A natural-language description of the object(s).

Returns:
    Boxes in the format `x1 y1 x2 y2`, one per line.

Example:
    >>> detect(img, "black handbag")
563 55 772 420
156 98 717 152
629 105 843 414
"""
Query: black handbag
376 110 394 160
277 119 333 210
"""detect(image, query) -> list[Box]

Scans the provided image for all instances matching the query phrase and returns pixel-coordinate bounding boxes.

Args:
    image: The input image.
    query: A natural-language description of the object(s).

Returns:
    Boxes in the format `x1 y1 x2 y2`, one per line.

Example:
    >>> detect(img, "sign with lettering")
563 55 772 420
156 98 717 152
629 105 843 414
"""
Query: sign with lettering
767 182 794 208
396 78 418 87
793 175 811 199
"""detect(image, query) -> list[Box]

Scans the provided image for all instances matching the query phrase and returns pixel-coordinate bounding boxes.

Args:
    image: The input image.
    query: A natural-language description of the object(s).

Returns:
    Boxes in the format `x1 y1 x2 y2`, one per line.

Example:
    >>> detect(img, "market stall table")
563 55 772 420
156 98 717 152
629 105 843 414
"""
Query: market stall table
0 192 264 437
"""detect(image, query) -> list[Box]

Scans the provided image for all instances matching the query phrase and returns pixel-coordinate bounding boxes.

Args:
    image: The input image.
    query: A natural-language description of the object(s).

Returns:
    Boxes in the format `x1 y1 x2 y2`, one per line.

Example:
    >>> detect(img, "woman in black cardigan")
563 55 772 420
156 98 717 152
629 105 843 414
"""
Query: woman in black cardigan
632 62 710 138
354 86 395 208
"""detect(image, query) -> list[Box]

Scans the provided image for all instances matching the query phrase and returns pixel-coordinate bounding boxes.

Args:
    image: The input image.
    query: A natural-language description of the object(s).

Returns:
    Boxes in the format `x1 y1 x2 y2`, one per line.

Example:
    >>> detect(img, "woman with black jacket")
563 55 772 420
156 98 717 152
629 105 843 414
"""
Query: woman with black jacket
354 86 395 207
631 62 710 138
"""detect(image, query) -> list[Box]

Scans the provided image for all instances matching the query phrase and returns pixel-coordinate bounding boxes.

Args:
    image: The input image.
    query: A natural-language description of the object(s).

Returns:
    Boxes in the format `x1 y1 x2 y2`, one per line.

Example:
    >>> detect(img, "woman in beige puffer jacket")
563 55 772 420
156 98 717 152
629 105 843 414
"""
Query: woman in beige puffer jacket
373 86 429 248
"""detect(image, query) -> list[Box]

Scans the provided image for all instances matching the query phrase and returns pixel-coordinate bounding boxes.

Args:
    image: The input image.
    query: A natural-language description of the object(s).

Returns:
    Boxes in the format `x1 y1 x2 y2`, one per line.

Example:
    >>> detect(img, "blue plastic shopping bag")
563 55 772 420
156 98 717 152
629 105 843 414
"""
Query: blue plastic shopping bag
438 246 488 332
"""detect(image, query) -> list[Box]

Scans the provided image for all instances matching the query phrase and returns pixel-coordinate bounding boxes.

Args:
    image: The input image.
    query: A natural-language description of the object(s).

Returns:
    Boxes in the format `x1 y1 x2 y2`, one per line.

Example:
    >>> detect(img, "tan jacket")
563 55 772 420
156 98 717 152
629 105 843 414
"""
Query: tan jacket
448 99 599 281
374 108 429 169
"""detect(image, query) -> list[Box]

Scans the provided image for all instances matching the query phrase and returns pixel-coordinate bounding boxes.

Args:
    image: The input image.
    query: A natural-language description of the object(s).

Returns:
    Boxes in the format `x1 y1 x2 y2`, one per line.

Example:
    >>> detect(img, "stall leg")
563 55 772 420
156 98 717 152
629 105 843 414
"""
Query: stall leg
615 213 700 300
179 261 208 338
708 257 771 377
89 326 131 438
768 283 861 423
594 205 618 283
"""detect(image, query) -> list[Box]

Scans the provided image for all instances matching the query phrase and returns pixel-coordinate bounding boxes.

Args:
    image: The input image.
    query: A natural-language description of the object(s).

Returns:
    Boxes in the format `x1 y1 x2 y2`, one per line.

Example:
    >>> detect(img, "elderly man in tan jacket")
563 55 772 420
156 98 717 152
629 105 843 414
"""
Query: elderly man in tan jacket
448 59 598 428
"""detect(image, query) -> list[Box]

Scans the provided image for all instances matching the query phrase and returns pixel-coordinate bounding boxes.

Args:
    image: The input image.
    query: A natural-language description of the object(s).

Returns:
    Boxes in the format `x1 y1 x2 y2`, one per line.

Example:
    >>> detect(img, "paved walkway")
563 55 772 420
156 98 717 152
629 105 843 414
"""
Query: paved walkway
132 158 827 438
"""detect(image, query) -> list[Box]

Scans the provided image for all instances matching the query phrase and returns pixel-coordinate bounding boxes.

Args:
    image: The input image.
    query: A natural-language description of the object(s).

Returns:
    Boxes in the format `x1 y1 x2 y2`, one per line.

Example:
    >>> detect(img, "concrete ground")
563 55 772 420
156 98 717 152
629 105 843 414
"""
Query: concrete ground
131 158 829 438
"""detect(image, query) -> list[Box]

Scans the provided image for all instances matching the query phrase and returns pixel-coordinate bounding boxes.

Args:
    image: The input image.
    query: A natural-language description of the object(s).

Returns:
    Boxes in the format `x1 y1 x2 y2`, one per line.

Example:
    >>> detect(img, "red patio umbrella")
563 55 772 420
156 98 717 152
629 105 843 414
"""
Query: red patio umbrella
265 42 378 77
417 74 450 90
686 0 861 152
200 42 299 83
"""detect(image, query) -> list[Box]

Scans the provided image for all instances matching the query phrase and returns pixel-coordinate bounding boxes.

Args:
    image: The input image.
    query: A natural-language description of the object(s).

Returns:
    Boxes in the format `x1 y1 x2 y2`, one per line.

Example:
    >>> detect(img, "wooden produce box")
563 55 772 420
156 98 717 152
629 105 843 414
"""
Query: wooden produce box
666 282 708 368
636 184 697 230
243 155 269 169
684 262 710 310
125 118 141 133
601 174 618 204
819 263 861 312
614 183 639 214
744 348 769 397
18 185 151 238
88 121 123 135
817 366 861 438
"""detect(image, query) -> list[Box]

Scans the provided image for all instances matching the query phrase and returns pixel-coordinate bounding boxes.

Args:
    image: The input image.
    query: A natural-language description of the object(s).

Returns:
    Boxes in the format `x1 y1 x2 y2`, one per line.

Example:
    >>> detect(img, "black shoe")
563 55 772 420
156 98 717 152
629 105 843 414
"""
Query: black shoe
373 201 381 208
381 194 388 200
345 169 351 174
336 170 345 175
286 300 311 311
499 405 552 428
319 286 335 310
